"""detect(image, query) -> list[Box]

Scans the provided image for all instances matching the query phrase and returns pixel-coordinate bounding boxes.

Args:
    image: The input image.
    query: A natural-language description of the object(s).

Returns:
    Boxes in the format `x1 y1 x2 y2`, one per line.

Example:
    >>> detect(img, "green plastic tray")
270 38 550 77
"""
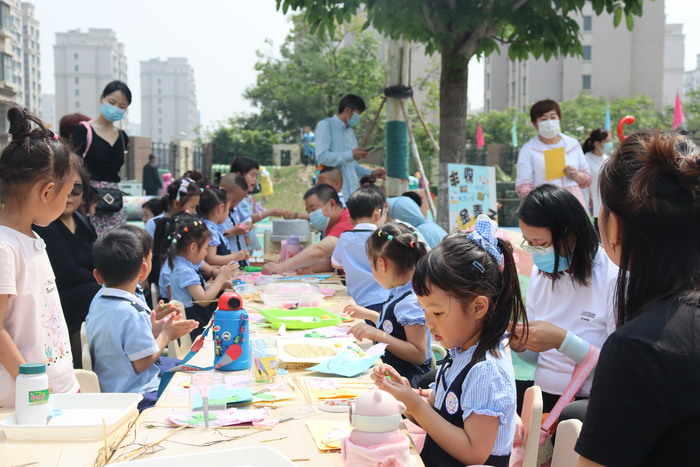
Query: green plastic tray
259 307 341 330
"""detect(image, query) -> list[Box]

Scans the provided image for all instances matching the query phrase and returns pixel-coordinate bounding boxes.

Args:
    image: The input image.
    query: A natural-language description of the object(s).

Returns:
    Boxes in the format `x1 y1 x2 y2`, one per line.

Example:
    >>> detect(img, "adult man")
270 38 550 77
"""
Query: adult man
262 184 352 275
315 94 386 196
142 154 161 196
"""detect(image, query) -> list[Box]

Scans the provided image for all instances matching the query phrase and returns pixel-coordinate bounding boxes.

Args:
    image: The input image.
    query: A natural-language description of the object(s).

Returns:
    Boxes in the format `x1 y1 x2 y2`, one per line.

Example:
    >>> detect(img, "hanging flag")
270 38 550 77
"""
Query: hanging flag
476 122 485 149
604 103 611 132
673 92 684 129
511 118 518 147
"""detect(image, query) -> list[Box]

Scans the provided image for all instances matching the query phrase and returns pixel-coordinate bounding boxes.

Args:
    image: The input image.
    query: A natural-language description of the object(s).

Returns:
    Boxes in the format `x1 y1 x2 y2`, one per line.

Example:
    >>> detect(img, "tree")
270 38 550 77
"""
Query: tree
210 116 282 165
276 0 646 228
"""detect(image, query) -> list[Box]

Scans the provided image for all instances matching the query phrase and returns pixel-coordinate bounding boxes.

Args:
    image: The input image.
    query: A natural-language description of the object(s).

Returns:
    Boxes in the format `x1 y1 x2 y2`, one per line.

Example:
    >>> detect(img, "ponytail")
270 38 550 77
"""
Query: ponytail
582 128 610 153
366 222 427 272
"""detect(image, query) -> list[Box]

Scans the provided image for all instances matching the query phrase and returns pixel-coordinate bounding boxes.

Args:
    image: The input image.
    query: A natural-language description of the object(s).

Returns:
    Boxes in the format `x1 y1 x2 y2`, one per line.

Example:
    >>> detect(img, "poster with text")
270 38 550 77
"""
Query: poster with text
447 163 497 232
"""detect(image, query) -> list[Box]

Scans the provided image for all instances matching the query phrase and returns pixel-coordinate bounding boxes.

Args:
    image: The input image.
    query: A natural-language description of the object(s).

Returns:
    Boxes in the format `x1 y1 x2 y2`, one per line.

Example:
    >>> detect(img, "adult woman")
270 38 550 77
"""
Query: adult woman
509 184 617 413
71 80 131 234
387 195 446 249
575 132 700 465
515 99 591 209
35 166 100 368
581 128 613 229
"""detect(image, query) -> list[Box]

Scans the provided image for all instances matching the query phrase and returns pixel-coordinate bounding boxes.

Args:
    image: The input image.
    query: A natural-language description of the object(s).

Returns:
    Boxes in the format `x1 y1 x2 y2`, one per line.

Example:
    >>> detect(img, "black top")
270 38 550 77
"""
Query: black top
34 212 100 334
575 293 700 466
142 162 162 194
71 123 129 183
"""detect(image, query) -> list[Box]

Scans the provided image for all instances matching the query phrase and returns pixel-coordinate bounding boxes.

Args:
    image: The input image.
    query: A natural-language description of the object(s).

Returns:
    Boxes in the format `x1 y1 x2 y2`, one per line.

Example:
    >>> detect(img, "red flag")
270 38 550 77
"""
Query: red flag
673 92 684 129
476 122 485 149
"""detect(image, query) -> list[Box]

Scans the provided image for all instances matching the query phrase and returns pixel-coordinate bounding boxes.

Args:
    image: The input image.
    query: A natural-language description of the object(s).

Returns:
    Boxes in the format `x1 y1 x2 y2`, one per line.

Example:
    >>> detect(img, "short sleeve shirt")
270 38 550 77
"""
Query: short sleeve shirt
170 256 205 308
325 208 353 238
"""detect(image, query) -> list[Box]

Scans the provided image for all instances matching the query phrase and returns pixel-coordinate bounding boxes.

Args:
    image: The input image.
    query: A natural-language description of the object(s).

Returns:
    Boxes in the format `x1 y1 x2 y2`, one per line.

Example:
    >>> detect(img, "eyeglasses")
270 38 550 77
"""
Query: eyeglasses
70 184 84 197
520 238 554 254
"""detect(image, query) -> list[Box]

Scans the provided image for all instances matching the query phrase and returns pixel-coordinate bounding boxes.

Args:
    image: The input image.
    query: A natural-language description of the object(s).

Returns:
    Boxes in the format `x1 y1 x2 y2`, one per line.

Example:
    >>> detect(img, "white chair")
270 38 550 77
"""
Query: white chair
430 343 447 370
80 321 88 349
150 282 160 309
82 342 92 372
551 419 583 467
521 385 543 467
73 369 100 393
167 333 193 360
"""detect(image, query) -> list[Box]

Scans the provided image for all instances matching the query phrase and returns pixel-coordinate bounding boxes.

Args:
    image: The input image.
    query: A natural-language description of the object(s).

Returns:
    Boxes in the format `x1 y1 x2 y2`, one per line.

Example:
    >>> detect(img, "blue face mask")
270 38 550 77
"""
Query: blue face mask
602 141 613 153
309 207 329 231
532 250 571 273
348 111 361 128
101 102 126 122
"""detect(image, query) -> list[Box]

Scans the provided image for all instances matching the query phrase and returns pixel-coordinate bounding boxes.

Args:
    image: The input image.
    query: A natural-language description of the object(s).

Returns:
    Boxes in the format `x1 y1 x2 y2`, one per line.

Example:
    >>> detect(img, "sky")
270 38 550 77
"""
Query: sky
31 0 700 128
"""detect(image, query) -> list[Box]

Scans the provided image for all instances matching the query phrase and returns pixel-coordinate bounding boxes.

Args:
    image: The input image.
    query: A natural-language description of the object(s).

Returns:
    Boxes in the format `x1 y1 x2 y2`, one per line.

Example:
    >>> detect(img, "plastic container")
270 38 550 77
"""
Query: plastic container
284 235 303 261
189 372 226 427
261 282 324 309
15 363 49 425
211 293 250 371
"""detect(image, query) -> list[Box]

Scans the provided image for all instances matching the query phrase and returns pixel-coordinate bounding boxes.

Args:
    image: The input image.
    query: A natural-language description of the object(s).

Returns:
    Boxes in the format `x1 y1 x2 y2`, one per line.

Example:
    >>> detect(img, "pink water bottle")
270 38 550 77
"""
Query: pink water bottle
280 238 288 262
285 235 303 259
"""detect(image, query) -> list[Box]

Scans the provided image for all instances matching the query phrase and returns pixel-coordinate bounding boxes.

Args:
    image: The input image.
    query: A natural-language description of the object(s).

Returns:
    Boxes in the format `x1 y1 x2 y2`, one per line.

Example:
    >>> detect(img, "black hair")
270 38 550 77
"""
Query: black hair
338 94 366 114
143 198 164 217
366 222 427 273
93 228 144 287
148 154 156 161
346 185 385 221
401 191 422 207
181 170 208 189
582 128 611 153
529 99 561 123
599 131 700 326
165 177 201 211
413 234 526 366
197 186 227 218
304 183 340 205
219 173 249 193
102 80 132 105
516 184 598 286
161 213 211 269
359 174 376 187
0 104 81 203
115 224 153 260
230 156 260 175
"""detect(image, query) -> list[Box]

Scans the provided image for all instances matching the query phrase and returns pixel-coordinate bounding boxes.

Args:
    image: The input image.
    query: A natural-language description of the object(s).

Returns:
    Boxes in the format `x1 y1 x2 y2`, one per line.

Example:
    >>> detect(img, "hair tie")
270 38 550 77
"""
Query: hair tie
377 229 382 237
409 240 415 248
176 177 194 201
472 260 485 273
51 132 58 141
387 235 394 241
466 214 503 266
183 227 189 232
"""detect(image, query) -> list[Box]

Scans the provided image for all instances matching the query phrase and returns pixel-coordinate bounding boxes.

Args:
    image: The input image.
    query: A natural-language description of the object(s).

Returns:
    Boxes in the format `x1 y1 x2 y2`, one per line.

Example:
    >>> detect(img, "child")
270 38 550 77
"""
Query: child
346 222 431 387
373 215 525 467
86 228 198 410
332 185 389 314
198 187 250 267
0 105 80 407
218 173 252 264
165 214 238 338
141 198 163 225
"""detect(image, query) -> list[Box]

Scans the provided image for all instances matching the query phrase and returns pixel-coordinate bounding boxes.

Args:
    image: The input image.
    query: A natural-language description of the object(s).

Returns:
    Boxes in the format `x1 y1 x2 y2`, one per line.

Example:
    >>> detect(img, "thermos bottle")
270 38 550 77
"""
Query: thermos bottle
211 292 250 371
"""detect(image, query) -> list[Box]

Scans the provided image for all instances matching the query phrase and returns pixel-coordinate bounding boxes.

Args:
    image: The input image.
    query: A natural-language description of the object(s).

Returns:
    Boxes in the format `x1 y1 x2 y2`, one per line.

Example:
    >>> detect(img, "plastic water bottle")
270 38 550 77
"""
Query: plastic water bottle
212 292 250 371
284 235 303 260
15 363 49 425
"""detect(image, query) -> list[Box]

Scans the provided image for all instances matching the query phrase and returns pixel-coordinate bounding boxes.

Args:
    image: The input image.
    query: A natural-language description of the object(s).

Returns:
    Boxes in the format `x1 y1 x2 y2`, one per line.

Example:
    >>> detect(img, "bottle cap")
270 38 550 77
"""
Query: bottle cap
19 363 46 375
287 235 300 244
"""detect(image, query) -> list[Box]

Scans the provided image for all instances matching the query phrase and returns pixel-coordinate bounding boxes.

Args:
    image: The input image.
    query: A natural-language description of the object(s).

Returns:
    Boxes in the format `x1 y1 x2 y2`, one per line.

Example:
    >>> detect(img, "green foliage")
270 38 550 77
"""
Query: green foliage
683 88 700 133
210 117 283 166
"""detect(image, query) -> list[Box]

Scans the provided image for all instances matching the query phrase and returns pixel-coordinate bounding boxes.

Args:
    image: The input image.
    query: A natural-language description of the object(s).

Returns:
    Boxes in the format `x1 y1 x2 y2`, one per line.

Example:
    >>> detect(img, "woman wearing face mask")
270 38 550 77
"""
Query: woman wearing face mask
581 128 613 231
515 99 591 210
71 80 131 233
509 184 618 415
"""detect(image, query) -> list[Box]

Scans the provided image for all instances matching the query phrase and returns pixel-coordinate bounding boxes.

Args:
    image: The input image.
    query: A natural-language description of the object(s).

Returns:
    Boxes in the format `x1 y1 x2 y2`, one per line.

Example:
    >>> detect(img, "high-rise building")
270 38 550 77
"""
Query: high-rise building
54 28 127 126
40 92 54 129
484 0 683 112
685 54 700 94
140 57 197 143
20 2 40 114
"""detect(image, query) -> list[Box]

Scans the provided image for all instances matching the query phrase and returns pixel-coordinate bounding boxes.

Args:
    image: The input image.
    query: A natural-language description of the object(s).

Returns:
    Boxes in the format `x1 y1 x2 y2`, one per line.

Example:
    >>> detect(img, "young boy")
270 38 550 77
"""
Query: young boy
219 173 252 266
331 185 390 315
86 228 197 410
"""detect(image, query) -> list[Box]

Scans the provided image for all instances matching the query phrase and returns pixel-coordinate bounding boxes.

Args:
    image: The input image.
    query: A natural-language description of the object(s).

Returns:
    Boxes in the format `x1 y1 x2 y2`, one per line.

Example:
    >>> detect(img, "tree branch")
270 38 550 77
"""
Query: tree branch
421 3 437 33
457 0 529 57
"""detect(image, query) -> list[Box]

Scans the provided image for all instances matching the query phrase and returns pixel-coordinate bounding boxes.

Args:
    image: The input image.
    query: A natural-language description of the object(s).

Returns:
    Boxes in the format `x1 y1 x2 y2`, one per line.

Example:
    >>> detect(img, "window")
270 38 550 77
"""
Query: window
0 3 9 33
158 88 161 94
158 98 161 104
0 53 10 82
583 46 592 61
74 65 79 72
158 118 162 124
582 74 591 90
486 99 490 112
522 77 527 93
583 16 592 31
75 101 79 108
75 89 79 96
511 61 516 72
157 78 161 84
158 108 162 114
74 77 79 84
74 52 78 59
511 81 516 97
485 73 490 90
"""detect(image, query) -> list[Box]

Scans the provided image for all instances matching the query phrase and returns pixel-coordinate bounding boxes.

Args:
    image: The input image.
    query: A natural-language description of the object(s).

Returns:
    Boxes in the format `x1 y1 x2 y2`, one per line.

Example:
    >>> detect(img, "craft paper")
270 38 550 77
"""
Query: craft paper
167 408 268 427
307 343 387 377
306 420 352 451
544 147 566 180
226 388 254 406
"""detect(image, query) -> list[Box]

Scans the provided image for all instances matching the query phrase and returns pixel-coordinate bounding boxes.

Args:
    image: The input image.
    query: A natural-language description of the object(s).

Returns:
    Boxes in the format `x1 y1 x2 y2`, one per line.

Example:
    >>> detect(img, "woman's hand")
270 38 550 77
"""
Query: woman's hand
513 320 567 353
348 322 384 342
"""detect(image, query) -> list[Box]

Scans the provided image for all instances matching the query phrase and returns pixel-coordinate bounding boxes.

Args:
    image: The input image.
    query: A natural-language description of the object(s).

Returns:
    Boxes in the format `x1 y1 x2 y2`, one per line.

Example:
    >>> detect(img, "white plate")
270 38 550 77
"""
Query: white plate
112 446 295 466
0 393 141 441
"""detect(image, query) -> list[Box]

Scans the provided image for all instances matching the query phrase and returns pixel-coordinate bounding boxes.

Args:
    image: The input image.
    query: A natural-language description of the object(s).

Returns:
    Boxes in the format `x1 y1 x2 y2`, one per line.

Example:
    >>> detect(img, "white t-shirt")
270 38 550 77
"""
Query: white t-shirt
526 248 618 397
0 226 79 407
581 152 609 218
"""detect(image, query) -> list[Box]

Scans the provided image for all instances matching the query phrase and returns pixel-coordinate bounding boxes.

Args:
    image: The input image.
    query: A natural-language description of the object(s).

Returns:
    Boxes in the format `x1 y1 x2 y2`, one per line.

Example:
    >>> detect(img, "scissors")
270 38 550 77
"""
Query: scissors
191 373 214 428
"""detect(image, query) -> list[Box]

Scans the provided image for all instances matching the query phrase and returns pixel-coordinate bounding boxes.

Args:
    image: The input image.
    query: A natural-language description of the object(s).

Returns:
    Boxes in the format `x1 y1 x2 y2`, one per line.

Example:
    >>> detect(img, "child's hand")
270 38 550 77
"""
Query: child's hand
220 262 239 280
233 249 250 261
348 322 384 342
342 304 370 321
154 300 180 322
371 364 421 412
162 312 199 341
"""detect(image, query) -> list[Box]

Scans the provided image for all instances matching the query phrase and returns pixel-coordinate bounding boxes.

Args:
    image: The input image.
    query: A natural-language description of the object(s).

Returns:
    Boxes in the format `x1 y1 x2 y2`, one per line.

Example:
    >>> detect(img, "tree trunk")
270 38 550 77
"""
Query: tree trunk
436 44 469 230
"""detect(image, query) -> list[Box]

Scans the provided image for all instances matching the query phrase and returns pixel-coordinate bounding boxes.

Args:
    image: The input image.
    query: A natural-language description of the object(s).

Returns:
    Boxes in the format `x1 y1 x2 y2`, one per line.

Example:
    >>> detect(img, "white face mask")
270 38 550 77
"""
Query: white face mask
538 119 560 139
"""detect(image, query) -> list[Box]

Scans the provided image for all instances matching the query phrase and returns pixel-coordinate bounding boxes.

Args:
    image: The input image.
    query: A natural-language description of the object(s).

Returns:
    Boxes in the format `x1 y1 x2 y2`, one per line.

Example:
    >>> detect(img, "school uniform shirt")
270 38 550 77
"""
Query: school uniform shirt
85 287 160 394
0 227 79 407
581 152 609 218
145 213 165 238
526 248 617 397
202 218 228 251
170 256 207 308
428 343 516 460
515 133 591 208
159 260 171 299
331 223 389 307
226 205 251 254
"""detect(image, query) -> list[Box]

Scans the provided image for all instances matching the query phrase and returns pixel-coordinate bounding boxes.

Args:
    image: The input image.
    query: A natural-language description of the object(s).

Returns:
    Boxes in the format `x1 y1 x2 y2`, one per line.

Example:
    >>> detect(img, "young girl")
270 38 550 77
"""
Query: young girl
165 214 238 338
346 222 431 387
197 187 250 267
581 128 612 230
373 215 525 467
0 105 81 406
